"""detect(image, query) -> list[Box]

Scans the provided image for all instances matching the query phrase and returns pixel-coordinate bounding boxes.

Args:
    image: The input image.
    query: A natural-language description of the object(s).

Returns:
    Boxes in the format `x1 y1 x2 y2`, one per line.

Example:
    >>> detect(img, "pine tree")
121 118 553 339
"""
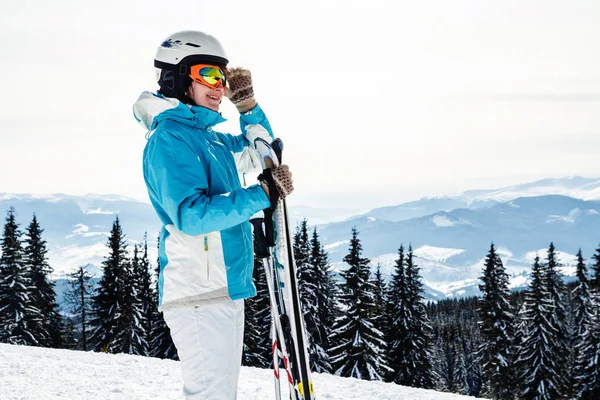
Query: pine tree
91 216 130 353
22 214 63 348
386 245 409 384
453 326 469 395
372 263 388 335
516 255 563 400
404 245 436 389
544 243 570 396
243 258 271 368
0 207 41 345
460 329 482 396
438 325 460 392
137 234 155 355
149 233 178 360
476 243 515 399
126 244 148 355
591 243 600 292
64 265 95 351
292 219 320 370
330 228 388 380
309 226 336 373
577 303 600 400
573 249 600 399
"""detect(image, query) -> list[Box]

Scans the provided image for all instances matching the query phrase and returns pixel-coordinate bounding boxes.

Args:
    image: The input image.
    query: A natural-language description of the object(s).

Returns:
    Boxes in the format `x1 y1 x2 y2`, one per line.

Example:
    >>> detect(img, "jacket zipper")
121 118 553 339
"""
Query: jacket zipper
204 235 210 281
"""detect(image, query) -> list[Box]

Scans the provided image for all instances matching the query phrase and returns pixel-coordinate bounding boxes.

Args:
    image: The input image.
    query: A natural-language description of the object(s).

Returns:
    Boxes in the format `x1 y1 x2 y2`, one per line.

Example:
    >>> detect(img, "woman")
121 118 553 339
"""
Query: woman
133 30 293 399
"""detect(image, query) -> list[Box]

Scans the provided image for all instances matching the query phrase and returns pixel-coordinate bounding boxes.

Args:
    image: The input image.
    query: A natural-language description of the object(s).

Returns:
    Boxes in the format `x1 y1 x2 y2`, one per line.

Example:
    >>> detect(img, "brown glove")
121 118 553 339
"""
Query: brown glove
259 164 294 200
225 67 256 113
271 165 294 198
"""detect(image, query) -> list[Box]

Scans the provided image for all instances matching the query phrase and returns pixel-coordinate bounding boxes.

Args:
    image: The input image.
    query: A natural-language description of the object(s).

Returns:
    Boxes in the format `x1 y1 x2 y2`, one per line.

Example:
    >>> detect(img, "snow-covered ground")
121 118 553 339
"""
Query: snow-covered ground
0 343 478 400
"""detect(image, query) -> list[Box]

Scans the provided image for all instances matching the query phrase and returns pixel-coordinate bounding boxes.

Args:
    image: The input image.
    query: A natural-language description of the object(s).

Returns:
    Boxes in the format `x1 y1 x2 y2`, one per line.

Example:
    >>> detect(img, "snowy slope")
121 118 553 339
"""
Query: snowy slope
0 344 478 400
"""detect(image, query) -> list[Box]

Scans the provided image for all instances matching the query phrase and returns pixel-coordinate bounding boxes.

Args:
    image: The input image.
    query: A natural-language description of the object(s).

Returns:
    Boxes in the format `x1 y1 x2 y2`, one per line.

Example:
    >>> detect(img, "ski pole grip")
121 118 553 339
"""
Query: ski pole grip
250 218 271 258
262 208 275 247
272 138 283 164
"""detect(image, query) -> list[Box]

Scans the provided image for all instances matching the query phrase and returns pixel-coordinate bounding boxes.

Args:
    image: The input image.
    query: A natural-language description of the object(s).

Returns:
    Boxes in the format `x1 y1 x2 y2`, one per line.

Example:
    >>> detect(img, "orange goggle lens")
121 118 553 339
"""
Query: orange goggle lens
189 64 227 88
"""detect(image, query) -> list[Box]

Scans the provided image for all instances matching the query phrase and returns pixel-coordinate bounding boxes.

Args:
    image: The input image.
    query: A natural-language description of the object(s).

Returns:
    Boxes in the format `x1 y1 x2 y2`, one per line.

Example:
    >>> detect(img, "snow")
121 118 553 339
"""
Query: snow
426 278 479 294
523 249 578 267
86 208 116 215
508 274 530 289
324 240 349 251
0 344 478 400
546 208 582 224
450 178 600 203
413 245 465 263
0 193 65 203
47 243 109 278
431 215 472 228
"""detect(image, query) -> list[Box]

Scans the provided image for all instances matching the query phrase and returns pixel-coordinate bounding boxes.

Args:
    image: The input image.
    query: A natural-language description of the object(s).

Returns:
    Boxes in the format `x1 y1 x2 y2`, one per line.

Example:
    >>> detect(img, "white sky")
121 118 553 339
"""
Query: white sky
1 0 599 209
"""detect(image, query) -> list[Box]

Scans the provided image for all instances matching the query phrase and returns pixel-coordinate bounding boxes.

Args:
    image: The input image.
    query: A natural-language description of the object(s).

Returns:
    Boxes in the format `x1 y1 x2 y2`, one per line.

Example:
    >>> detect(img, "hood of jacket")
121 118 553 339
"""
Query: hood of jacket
132 91 226 134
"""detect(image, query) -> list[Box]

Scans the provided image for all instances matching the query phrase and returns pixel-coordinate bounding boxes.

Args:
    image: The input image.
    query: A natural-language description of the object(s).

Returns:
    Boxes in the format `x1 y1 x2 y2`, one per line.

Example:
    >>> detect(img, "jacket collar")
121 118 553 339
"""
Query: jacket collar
133 91 226 133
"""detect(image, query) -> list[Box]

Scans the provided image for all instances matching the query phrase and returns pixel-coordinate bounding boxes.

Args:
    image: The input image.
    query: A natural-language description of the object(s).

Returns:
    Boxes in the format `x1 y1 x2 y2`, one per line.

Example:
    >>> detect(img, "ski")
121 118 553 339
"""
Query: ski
250 137 315 400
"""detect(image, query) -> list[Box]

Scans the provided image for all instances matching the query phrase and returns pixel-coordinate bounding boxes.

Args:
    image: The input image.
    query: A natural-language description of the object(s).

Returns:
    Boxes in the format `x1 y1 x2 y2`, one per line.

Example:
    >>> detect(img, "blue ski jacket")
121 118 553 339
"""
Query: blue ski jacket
133 92 272 310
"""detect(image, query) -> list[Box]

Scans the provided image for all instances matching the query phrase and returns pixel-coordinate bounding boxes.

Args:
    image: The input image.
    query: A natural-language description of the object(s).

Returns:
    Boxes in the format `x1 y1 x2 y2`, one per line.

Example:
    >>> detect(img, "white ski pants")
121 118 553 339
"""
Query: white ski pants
163 299 245 400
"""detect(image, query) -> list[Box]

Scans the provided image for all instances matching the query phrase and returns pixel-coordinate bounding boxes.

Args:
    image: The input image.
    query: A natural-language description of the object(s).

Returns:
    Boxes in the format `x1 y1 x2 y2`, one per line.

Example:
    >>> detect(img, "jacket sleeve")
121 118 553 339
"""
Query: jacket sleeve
145 130 271 236
214 103 274 152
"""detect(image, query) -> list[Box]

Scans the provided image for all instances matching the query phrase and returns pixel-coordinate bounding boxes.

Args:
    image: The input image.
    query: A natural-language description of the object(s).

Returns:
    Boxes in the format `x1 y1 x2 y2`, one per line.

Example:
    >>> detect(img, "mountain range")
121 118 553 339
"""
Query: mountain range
1 176 599 301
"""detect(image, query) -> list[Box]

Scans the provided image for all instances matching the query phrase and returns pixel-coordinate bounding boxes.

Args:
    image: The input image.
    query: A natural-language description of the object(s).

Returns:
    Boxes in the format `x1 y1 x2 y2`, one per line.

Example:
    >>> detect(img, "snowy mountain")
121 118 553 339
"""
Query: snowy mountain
0 193 162 278
0 193 351 277
0 343 478 400
1 176 598 300
362 176 600 222
321 194 599 298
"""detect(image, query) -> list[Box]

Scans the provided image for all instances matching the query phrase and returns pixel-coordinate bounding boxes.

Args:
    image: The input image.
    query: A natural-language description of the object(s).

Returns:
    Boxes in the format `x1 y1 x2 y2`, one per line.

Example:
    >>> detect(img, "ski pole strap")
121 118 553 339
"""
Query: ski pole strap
258 169 280 212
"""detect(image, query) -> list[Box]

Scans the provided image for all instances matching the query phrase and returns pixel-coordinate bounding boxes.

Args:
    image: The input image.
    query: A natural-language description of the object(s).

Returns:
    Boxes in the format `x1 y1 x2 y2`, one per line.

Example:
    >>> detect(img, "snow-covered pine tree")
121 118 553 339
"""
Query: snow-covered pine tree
463 335 483 397
149 234 178 360
372 263 388 338
330 228 388 381
91 216 130 353
293 219 319 340
438 325 460 392
137 234 155 355
404 245 436 389
476 243 515 400
453 326 469 396
544 243 570 395
125 244 148 355
243 258 271 368
309 226 336 373
22 214 63 348
456 325 480 396
64 265 95 351
591 243 600 292
386 245 410 384
0 207 41 346
515 255 562 400
573 249 600 399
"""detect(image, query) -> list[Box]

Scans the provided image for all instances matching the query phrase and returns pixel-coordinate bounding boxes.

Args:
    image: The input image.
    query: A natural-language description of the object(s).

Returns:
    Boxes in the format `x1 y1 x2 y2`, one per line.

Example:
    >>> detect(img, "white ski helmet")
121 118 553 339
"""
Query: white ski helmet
154 30 229 100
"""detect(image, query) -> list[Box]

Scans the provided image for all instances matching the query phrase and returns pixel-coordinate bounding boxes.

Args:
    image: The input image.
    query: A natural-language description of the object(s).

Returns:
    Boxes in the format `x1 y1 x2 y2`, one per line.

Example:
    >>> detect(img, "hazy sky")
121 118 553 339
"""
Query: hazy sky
1 0 599 209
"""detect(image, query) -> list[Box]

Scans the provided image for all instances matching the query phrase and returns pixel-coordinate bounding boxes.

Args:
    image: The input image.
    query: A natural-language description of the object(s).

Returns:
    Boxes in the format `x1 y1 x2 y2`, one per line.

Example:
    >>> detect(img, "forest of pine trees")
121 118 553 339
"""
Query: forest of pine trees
0 208 176 359
1 206 600 399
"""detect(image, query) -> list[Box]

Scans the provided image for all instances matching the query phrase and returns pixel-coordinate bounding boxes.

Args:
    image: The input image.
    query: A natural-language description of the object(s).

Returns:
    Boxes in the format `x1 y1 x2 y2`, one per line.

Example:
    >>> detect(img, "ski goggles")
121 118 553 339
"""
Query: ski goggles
189 64 227 89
